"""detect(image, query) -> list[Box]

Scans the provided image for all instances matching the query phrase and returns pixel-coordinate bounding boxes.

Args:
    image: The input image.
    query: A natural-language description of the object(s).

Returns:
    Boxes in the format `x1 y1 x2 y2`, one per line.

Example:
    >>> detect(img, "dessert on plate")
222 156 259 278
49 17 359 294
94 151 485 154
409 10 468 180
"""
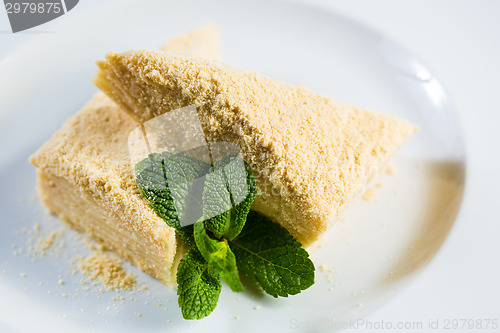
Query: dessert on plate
31 24 417 289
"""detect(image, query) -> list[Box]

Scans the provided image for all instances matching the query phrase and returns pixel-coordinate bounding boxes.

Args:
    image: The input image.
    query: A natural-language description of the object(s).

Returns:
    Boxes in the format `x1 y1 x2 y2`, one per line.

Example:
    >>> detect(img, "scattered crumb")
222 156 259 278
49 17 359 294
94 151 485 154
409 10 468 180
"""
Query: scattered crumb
361 188 376 201
319 264 327 272
234 315 239 319
385 164 396 175
77 251 136 290
12 214 155 317
36 231 64 253
357 303 364 307
328 288 333 291
253 305 260 310
375 183 383 188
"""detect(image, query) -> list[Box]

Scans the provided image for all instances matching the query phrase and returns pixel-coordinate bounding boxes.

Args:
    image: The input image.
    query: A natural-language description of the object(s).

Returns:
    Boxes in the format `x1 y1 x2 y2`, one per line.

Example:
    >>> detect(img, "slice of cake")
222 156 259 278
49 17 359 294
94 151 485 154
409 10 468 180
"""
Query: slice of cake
94 51 418 246
30 25 222 286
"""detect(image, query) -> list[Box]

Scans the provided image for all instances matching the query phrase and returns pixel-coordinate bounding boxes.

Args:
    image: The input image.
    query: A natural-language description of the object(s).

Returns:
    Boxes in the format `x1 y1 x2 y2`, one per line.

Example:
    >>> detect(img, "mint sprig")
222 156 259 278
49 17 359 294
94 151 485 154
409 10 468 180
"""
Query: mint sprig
135 151 315 320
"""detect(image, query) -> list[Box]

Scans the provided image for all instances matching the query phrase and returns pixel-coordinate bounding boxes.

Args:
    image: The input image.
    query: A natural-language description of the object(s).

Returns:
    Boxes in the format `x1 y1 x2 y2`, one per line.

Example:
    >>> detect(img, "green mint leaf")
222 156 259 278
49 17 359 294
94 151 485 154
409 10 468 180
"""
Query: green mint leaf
194 222 244 292
177 248 221 320
203 155 257 240
135 152 211 247
201 158 232 239
229 211 315 297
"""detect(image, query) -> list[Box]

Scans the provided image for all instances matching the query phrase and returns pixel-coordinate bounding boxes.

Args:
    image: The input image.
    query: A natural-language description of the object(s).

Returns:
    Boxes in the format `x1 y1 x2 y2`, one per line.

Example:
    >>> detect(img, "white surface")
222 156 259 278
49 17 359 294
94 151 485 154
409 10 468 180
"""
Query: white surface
0 0 498 332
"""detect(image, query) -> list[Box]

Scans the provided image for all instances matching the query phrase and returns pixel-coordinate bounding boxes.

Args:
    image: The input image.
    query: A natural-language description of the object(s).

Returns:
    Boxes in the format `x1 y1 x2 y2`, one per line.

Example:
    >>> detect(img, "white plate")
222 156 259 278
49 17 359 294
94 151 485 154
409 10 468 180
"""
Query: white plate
0 0 465 332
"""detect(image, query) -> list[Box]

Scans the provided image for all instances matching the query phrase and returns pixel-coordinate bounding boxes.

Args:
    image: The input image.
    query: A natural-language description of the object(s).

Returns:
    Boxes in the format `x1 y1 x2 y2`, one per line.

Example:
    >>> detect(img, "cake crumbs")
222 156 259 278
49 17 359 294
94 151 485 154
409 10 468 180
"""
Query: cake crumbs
361 188 376 201
253 305 260 310
77 251 136 290
385 164 396 175
319 264 327 272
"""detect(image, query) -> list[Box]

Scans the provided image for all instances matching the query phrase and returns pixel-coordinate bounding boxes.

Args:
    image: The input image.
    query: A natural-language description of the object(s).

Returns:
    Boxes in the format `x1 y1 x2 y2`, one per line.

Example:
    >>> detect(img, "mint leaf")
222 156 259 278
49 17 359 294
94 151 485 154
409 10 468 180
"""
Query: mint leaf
194 222 244 292
230 211 315 297
135 152 211 247
177 248 221 320
203 155 257 240
201 158 232 239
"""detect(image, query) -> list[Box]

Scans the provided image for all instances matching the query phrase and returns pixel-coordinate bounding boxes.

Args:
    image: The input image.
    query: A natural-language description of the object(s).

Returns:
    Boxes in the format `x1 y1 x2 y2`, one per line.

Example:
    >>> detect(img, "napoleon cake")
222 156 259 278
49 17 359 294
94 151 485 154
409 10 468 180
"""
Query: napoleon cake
94 51 418 246
29 25 222 286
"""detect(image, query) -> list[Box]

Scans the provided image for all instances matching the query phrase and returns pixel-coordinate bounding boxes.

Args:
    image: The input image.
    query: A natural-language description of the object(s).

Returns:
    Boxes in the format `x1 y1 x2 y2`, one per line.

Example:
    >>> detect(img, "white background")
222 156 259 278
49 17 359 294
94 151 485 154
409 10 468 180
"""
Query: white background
1 1 499 332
